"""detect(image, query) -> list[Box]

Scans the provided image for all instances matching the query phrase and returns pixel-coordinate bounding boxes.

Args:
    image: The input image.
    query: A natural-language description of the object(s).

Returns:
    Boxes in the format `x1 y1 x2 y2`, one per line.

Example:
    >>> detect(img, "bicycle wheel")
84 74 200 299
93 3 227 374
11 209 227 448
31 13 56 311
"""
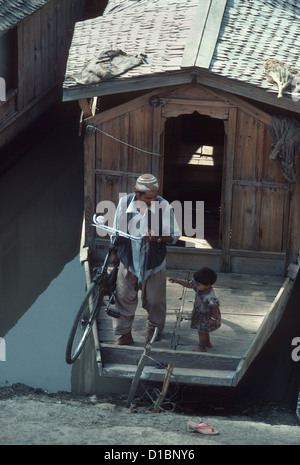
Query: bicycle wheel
65 282 104 364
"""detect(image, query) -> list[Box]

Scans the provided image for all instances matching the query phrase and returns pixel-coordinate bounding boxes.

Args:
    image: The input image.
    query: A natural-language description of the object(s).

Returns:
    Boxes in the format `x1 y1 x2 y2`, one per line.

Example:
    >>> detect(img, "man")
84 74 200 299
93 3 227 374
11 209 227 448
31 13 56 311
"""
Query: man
111 173 180 345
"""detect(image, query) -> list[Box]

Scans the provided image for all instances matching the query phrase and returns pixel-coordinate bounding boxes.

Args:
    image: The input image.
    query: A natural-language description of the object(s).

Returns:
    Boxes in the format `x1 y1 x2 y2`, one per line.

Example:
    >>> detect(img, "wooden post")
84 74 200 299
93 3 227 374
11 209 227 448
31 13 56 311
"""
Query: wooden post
154 363 174 412
79 98 93 118
126 328 159 408
220 107 237 272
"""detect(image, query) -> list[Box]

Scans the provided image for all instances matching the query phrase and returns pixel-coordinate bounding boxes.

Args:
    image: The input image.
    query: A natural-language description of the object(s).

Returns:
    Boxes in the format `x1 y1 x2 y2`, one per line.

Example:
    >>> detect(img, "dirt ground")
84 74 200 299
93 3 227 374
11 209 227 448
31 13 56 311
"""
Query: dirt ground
0 383 299 446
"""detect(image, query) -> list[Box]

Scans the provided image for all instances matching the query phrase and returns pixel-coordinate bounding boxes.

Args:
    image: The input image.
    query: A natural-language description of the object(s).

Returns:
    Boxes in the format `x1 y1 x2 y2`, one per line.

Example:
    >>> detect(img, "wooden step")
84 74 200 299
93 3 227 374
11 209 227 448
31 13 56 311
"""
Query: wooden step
100 343 241 371
101 363 237 387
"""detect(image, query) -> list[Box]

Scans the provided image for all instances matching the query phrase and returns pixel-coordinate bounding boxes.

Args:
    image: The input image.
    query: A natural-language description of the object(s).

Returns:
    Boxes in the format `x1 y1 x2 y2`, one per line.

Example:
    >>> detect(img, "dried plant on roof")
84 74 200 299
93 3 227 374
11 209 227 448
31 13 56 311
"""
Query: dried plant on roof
261 59 300 98
270 116 300 188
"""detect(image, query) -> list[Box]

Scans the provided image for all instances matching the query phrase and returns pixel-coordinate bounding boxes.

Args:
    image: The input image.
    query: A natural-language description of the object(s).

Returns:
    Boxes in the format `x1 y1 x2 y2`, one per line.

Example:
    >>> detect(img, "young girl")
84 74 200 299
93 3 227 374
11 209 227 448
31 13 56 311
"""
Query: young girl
169 267 221 352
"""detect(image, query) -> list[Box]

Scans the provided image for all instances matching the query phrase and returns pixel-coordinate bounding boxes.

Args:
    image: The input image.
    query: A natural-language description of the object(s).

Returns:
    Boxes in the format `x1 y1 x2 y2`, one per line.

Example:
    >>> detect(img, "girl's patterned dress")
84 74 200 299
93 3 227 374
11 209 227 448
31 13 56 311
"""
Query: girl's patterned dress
189 279 221 333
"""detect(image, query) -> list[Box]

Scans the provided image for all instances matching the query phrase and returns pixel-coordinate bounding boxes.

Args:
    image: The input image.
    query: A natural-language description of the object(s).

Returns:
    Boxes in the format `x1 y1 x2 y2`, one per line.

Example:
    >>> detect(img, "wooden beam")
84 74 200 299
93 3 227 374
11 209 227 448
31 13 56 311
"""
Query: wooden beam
196 83 273 126
95 168 144 177
84 85 178 126
195 0 227 69
63 72 194 101
233 277 293 386
91 97 98 116
181 0 227 69
220 107 237 272
161 103 229 119
79 98 92 118
126 328 159 407
100 344 241 371
181 0 212 68
65 69 300 115
232 179 288 190
154 363 174 412
160 97 236 107
102 364 236 387
83 128 96 249
229 249 286 260
196 72 300 115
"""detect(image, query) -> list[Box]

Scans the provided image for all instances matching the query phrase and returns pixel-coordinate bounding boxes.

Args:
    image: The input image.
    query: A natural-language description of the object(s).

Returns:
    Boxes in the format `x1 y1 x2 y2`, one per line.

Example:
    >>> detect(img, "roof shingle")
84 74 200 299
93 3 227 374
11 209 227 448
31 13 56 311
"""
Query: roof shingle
0 0 50 36
63 0 300 102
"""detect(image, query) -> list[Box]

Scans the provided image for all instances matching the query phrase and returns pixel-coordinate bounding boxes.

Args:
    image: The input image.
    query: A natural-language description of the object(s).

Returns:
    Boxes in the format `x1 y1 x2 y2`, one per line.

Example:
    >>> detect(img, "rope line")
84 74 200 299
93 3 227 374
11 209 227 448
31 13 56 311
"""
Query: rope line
86 124 161 157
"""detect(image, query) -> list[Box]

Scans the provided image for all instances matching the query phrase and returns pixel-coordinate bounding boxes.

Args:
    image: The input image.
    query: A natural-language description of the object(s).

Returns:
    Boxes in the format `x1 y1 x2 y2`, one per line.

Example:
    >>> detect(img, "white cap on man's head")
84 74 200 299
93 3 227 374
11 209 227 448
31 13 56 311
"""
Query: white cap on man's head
135 174 159 192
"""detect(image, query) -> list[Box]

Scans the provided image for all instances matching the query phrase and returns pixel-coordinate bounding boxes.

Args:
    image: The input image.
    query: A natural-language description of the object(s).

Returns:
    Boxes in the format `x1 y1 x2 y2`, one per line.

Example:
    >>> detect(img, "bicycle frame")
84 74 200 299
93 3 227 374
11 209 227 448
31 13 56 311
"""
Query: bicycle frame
92 244 114 285
92 240 120 318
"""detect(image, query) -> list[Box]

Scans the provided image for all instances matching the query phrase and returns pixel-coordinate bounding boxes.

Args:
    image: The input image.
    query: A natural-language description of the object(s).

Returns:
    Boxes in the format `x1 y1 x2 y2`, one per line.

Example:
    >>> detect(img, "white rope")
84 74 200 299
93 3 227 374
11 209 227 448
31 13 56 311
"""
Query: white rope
86 125 161 157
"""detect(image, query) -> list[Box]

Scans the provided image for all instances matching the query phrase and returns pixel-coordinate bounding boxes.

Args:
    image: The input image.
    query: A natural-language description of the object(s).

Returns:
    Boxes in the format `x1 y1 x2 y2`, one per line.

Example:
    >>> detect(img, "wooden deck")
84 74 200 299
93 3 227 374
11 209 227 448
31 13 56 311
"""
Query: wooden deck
95 268 292 387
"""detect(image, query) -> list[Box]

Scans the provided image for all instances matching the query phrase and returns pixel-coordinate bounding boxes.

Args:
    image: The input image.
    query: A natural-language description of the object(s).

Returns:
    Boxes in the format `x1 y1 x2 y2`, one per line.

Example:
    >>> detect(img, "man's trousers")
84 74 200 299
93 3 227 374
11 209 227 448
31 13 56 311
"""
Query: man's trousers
113 262 166 335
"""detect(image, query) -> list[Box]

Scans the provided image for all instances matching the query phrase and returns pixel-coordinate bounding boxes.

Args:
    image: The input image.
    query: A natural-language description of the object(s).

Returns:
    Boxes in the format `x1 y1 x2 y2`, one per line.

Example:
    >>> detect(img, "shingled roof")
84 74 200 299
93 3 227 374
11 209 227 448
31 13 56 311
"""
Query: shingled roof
63 0 300 112
208 0 300 90
0 0 50 36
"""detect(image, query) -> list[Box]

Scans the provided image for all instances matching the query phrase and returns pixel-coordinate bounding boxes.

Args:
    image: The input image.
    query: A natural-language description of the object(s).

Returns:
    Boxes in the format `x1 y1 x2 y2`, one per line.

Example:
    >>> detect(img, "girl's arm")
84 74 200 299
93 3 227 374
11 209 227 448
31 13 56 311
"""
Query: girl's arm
168 278 192 288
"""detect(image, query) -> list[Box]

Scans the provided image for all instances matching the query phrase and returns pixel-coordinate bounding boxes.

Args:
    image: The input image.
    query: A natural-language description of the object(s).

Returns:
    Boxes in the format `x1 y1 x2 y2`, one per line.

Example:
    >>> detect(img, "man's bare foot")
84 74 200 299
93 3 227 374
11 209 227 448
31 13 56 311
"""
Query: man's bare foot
145 327 160 344
113 332 134 345
192 346 207 352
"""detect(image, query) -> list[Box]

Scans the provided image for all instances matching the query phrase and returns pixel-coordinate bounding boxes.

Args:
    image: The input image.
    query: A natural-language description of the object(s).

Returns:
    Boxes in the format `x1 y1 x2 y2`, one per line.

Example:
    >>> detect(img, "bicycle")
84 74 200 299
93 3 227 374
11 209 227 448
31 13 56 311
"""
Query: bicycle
65 241 120 364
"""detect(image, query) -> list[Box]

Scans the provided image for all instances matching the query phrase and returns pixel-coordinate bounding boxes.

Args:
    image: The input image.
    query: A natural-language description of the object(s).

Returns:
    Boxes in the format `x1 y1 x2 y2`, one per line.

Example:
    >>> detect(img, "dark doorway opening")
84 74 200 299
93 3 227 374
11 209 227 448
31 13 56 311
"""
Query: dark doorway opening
163 112 225 249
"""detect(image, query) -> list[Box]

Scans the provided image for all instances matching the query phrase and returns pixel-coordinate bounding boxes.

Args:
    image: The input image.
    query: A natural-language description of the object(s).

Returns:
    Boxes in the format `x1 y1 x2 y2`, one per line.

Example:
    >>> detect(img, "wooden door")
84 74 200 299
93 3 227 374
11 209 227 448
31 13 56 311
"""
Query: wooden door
225 110 290 273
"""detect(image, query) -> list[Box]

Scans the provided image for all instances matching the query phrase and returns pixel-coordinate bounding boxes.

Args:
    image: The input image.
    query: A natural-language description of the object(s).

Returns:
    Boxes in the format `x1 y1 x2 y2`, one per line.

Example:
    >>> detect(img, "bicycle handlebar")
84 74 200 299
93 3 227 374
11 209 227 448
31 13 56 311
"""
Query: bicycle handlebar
92 215 143 242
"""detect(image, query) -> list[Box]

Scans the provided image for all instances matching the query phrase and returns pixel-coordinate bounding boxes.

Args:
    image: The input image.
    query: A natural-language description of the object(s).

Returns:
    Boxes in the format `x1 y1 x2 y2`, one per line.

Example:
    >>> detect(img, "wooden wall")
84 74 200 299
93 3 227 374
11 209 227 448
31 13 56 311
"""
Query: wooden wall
82 83 300 274
227 109 291 275
83 90 163 230
231 111 289 253
0 0 86 149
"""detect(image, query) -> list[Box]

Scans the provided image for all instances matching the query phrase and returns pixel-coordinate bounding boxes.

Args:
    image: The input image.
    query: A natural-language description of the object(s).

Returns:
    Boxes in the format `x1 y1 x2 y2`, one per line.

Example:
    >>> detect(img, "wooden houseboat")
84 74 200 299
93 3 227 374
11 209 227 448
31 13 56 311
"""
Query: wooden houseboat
63 0 300 394
0 0 86 154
